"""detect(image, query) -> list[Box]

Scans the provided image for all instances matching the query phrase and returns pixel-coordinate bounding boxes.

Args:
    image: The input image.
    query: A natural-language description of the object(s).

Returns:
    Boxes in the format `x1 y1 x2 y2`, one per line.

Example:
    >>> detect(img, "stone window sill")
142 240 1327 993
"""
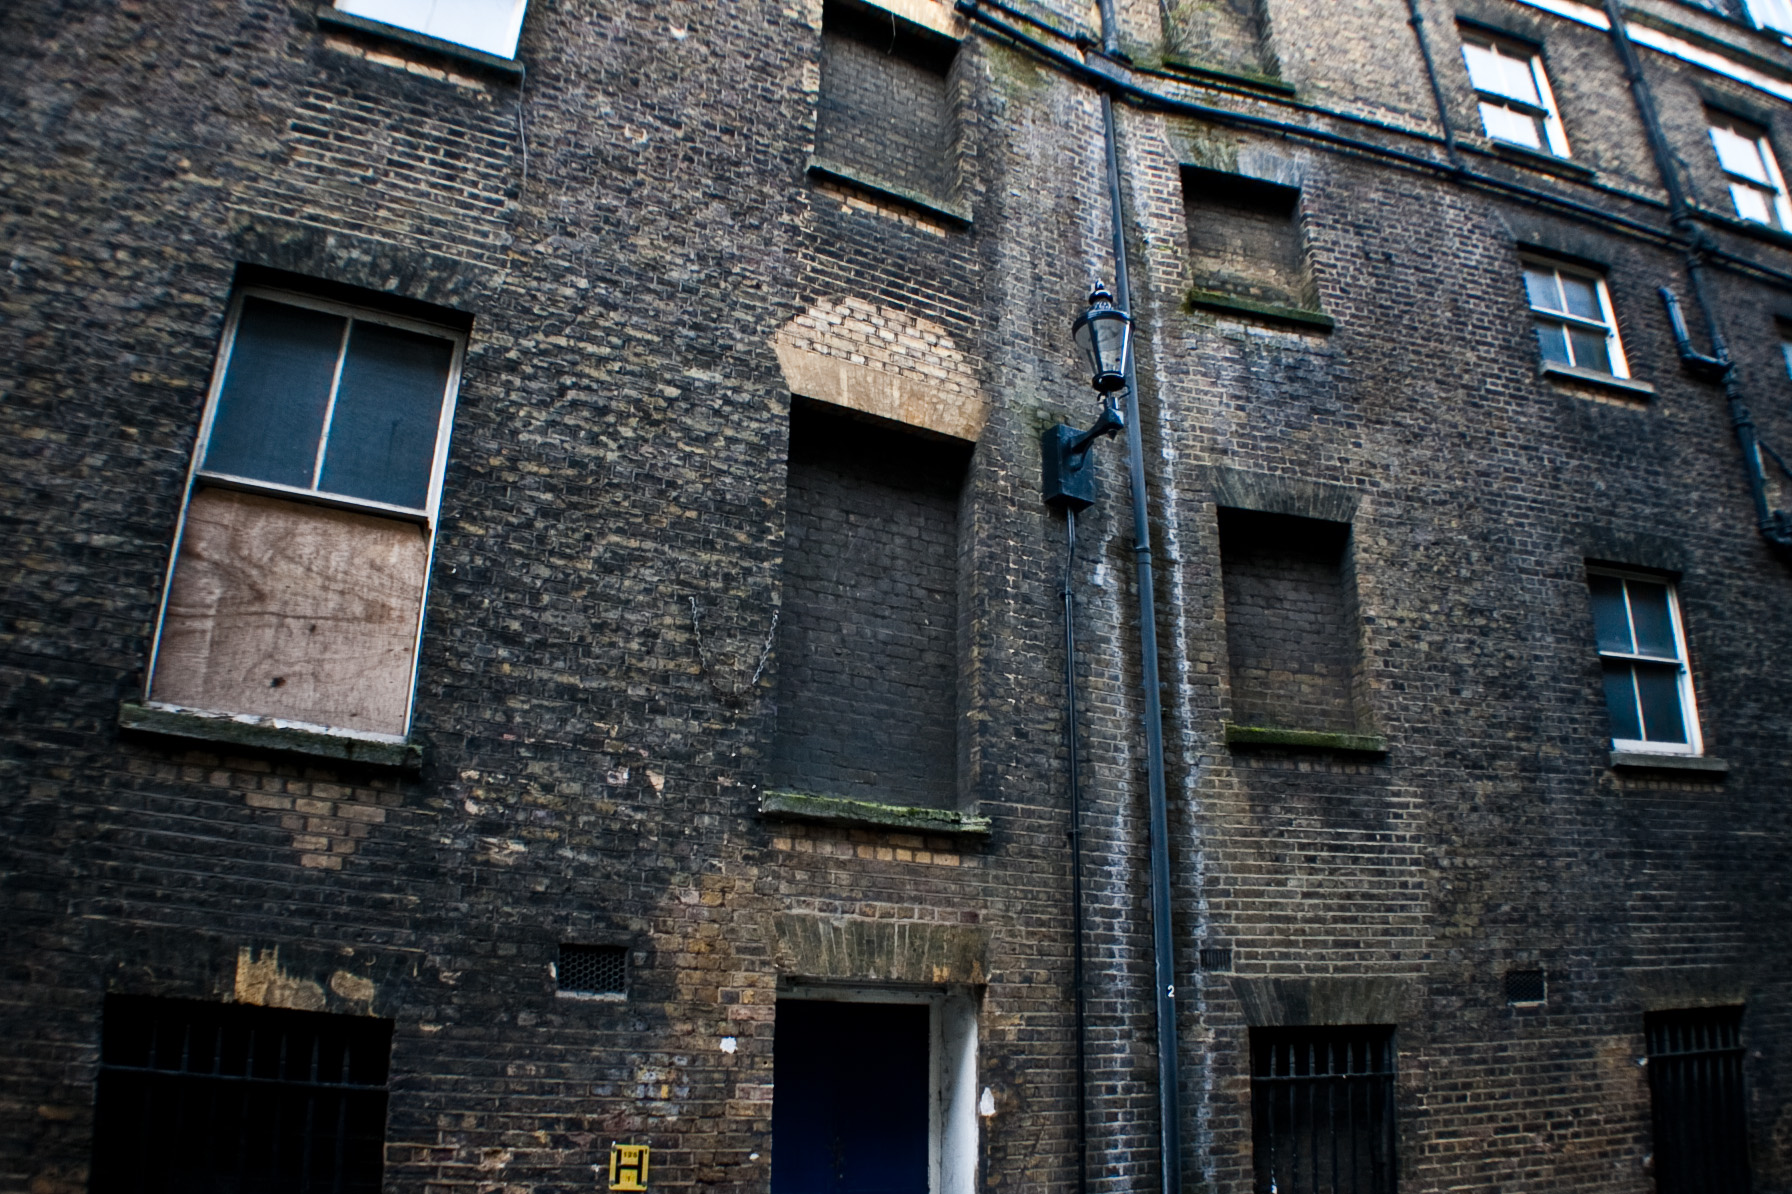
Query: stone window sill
1541 362 1656 398
805 158 971 228
1151 56 1296 97
1609 750 1729 775
1186 288 1334 332
1224 723 1387 755
1478 141 1596 183
315 7 525 80
759 790 991 837
119 700 423 770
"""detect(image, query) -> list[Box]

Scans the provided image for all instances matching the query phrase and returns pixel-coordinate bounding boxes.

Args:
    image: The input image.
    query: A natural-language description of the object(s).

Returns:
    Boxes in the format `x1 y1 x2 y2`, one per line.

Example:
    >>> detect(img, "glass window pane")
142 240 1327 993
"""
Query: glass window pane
1601 660 1644 742
334 0 525 57
1567 326 1612 373
1462 42 1502 92
203 298 344 487
1481 102 1542 149
1634 663 1689 743
1626 580 1678 658
1500 54 1542 107
1588 574 1634 653
1730 182 1774 225
1711 124 1770 183
318 322 454 509
1779 339 1792 380
1524 267 1563 313
1558 274 1603 321
1534 320 1572 365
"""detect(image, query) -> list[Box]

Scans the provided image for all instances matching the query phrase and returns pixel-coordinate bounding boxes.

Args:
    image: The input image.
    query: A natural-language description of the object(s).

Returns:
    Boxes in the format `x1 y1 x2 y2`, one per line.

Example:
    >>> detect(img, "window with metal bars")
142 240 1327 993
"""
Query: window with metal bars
558 943 628 997
1646 1007 1752 1194
1505 969 1546 1004
1251 1026 1397 1194
91 995 391 1194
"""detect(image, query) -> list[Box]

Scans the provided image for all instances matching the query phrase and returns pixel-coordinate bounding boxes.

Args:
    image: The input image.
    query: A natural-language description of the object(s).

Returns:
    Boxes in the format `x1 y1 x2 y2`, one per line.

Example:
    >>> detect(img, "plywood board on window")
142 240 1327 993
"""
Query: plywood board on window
151 487 428 735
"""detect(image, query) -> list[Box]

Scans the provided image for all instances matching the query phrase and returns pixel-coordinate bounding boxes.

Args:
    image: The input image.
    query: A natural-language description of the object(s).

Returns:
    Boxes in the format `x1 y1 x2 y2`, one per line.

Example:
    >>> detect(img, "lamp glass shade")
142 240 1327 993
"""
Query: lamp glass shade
1072 287 1132 392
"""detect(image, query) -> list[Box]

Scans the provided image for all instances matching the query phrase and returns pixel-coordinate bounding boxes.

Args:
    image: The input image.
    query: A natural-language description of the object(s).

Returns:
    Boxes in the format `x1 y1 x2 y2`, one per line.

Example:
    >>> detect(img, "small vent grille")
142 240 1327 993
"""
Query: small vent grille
1199 946 1234 972
559 944 628 996
1505 969 1546 1004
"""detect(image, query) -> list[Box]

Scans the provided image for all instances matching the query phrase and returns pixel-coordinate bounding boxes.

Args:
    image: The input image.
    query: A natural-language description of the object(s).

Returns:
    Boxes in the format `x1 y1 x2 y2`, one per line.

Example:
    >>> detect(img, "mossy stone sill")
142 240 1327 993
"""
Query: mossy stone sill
1186 288 1334 332
1610 751 1729 774
315 7 525 79
1224 723 1387 754
805 158 971 227
119 701 423 770
760 790 991 836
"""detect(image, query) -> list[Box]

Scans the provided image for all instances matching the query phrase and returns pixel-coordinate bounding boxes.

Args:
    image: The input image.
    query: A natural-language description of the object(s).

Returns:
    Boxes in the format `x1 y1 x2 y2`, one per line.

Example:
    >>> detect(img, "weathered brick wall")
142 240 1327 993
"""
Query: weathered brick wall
817 4 958 201
768 404 968 807
1217 508 1359 733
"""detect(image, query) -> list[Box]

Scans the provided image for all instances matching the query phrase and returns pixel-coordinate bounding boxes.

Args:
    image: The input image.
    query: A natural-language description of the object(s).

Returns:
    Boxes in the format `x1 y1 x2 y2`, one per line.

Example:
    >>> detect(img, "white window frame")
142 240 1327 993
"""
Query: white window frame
144 286 467 742
1708 111 1792 230
1588 567 1704 757
1460 30 1572 158
1744 0 1792 36
332 0 528 59
1522 258 1631 378
775 985 979 1194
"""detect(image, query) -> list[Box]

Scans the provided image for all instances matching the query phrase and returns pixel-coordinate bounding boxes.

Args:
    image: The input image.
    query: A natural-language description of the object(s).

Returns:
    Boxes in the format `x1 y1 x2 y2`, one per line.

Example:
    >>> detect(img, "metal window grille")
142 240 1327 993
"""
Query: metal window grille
1646 1007 1752 1194
1504 969 1546 1004
1251 1026 1397 1194
1200 947 1234 972
91 995 391 1194
558 944 628 995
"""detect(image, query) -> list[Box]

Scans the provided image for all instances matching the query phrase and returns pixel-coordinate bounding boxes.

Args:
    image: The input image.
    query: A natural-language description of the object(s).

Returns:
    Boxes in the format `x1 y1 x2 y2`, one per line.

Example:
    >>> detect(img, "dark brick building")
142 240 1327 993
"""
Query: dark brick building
4 0 1792 1190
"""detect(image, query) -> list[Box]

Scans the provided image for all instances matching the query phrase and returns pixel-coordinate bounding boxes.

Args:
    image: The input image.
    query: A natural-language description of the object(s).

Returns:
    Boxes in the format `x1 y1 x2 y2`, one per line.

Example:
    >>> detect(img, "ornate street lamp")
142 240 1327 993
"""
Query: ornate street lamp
1070 282 1132 393
1043 284 1127 512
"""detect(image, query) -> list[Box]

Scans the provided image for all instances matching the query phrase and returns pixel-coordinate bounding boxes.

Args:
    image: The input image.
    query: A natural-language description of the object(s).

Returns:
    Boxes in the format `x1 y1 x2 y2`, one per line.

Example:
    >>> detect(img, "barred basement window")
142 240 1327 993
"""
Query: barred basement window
1251 1026 1397 1194
331 0 528 58
558 944 628 997
1504 969 1546 1004
1645 1007 1752 1194
1199 946 1235 972
145 287 465 742
91 995 392 1194
1586 568 1703 755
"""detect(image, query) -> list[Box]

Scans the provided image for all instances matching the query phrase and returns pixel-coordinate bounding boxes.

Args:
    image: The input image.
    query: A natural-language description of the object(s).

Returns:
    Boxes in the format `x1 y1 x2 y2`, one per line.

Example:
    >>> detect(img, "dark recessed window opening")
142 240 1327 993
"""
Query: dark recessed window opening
92 995 392 1194
1505 969 1546 1004
773 999 930 1194
1646 1006 1751 1194
1251 1025 1396 1194
558 944 628 997
1199 946 1235 972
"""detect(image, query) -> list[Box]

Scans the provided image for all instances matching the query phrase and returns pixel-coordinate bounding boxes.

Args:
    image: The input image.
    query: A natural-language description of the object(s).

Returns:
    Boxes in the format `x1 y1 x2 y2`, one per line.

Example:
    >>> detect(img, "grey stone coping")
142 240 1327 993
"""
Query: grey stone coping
1185 288 1335 332
805 158 972 227
1610 750 1730 775
1152 55 1296 96
1541 362 1656 397
759 790 991 837
118 701 423 770
1224 722 1388 755
315 7 525 79
1477 141 1597 182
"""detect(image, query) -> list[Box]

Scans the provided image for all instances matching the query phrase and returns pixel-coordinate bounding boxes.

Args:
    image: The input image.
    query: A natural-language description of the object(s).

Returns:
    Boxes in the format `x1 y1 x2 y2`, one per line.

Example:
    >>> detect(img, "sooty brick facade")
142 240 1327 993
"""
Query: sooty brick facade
4 0 1792 1192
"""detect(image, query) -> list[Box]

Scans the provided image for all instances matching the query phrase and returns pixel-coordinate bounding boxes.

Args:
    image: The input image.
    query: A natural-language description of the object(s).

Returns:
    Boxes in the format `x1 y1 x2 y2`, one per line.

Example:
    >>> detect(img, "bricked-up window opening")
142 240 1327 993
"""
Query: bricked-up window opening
1460 29 1571 157
816 1 960 206
558 944 627 996
1523 259 1630 378
1165 0 1279 79
1504 969 1546 1003
1709 111 1792 230
1646 1007 1752 1194
331 0 527 58
1586 569 1703 755
1218 509 1363 735
91 995 392 1194
1251 1026 1397 1194
146 287 464 739
769 402 971 809
1183 167 1315 313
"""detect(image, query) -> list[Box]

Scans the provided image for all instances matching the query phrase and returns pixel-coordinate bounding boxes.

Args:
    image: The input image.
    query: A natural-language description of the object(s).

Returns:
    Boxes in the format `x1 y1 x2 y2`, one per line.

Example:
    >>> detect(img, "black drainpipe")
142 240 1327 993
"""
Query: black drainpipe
1601 0 1792 551
1093 23 1185 1194
1060 506 1090 1194
1404 0 1464 172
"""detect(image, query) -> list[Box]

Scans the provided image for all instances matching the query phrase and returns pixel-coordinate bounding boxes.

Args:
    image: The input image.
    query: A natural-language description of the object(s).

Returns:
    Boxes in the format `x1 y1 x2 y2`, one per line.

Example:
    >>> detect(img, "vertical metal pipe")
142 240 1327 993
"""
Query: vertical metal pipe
1403 0 1463 171
1099 80 1183 1194
1062 506 1090 1194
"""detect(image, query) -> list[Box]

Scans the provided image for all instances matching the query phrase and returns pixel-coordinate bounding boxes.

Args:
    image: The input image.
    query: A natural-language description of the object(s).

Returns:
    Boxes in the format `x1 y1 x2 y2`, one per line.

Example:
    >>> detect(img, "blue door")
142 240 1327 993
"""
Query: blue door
772 1000 930 1194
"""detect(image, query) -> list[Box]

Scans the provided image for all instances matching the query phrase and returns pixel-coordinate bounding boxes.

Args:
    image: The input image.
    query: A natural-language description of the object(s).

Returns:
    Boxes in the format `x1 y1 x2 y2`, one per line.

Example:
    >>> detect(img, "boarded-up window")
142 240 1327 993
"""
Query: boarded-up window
147 288 463 739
